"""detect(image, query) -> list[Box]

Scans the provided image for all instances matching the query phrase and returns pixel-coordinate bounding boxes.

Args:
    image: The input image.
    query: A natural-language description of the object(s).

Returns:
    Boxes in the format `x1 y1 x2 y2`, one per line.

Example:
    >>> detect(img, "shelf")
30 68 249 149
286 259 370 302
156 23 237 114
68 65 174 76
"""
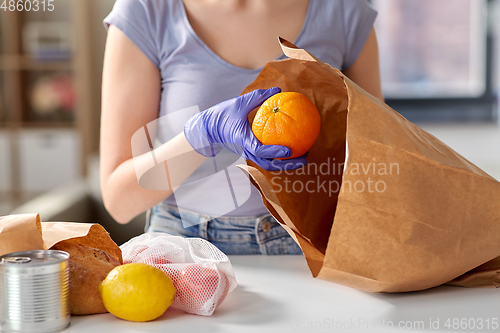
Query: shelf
0 55 73 71
1 0 96 208
20 121 74 128
1 120 75 129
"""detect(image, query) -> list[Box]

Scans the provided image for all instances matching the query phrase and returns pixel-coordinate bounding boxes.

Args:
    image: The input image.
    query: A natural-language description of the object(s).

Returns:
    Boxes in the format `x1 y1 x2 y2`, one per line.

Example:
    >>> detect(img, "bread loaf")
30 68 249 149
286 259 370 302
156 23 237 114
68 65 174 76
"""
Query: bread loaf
51 240 121 315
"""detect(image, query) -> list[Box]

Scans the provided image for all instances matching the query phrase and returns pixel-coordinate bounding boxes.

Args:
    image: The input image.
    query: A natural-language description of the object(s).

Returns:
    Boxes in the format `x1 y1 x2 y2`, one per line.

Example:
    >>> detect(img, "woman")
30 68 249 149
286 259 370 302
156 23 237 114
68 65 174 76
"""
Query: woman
101 0 383 255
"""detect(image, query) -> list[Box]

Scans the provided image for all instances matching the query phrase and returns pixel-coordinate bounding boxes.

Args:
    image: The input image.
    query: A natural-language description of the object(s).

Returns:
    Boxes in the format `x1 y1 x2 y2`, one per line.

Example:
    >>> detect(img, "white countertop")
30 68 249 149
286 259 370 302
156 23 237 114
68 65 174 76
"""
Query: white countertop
67 255 500 333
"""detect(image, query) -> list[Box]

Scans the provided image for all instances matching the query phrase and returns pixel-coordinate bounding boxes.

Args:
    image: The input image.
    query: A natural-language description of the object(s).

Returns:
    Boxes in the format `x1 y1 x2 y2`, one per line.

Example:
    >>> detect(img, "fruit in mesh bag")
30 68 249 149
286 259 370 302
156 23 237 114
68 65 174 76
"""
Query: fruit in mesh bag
119 235 236 316
177 264 230 313
124 245 174 265
99 263 176 322
252 91 321 159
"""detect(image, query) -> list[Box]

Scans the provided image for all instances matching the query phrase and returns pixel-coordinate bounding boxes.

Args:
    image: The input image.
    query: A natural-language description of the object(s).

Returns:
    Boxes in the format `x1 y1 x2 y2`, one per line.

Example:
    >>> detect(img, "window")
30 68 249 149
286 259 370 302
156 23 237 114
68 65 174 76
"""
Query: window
371 0 496 122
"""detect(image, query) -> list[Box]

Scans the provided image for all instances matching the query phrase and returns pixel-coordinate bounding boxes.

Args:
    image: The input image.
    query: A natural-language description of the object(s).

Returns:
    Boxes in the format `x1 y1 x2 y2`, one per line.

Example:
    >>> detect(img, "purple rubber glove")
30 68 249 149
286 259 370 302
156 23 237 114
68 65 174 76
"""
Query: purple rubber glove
184 87 307 171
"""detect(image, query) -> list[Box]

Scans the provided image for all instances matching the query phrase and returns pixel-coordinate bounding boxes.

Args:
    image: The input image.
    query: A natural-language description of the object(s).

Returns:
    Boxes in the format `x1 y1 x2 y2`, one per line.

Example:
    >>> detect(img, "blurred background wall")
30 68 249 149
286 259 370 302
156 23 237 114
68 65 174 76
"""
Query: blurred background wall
0 0 114 215
374 0 498 122
0 0 498 243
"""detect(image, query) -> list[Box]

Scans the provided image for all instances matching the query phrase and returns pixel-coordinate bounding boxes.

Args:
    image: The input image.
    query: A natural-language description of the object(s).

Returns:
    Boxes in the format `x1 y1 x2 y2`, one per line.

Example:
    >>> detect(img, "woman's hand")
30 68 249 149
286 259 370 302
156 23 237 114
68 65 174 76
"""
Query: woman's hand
184 87 307 171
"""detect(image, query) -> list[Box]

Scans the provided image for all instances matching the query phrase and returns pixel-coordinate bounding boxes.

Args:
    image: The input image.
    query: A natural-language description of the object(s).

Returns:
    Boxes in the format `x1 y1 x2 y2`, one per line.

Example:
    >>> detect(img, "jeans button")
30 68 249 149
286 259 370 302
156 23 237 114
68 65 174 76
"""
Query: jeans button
261 221 272 233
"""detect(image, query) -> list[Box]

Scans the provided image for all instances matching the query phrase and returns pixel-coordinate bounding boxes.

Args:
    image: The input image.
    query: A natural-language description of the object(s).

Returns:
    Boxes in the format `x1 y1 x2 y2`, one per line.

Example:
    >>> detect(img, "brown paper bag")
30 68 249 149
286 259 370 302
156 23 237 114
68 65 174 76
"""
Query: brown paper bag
239 38 500 292
0 213 122 263
0 214 45 256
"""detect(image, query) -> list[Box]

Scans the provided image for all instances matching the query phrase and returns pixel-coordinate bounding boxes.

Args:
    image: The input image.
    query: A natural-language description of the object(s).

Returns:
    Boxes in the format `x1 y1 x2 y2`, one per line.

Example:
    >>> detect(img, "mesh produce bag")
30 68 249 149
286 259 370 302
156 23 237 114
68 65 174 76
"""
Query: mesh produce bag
120 233 237 316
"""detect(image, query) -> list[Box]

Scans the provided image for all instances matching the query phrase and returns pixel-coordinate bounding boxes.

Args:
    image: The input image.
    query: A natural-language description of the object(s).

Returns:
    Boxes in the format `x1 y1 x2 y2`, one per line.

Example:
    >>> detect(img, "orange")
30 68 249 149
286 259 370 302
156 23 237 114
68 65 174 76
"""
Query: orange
252 92 321 159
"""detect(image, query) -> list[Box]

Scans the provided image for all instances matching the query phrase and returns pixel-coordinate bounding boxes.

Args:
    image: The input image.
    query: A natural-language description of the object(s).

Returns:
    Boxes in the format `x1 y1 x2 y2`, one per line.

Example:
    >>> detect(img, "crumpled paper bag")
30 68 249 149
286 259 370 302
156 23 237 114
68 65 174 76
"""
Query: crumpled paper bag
0 213 122 263
239 38 500 292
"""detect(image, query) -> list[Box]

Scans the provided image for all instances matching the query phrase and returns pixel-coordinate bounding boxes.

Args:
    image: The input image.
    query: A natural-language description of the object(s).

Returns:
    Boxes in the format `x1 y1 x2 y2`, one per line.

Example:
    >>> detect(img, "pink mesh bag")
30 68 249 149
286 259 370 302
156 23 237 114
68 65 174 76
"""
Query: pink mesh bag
120 233 237 316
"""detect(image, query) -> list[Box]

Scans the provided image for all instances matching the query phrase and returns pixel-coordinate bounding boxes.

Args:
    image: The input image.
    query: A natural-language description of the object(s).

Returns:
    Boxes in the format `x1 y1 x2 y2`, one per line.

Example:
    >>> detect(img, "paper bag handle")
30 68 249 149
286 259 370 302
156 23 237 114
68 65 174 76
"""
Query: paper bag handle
278 37 327 65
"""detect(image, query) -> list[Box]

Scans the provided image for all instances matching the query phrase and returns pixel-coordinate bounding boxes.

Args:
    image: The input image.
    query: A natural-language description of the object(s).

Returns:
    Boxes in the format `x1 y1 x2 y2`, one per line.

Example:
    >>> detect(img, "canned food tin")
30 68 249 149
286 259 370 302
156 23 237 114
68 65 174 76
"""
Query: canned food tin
0 250 70 333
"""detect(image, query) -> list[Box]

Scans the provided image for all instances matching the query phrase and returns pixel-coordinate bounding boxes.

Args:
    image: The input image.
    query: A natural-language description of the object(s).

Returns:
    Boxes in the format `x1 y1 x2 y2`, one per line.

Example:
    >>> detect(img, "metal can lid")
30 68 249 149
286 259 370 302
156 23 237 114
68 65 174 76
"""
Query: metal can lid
2 256 32 263
0 250 69 266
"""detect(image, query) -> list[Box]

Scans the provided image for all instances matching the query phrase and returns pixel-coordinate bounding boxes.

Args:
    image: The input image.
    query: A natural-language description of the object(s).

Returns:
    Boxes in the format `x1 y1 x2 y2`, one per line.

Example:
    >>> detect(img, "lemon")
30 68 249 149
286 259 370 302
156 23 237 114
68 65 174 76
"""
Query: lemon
99 263 176 322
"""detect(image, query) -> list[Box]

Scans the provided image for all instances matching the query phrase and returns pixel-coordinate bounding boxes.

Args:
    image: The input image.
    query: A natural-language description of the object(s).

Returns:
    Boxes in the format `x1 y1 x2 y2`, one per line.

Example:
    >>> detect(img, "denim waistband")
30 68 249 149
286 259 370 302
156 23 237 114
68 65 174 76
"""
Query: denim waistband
146 203 282 242
145 202 303 255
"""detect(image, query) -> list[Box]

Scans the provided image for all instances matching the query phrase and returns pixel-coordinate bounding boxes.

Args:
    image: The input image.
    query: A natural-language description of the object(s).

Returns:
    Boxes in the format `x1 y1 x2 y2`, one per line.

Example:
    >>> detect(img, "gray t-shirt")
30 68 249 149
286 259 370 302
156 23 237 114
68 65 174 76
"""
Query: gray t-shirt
104 0 376 216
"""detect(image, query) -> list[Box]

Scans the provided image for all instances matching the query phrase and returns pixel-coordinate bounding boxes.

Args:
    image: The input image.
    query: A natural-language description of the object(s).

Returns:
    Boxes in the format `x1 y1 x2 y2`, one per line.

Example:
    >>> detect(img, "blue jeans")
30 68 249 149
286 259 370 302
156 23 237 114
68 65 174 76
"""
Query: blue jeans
145 203 303 255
